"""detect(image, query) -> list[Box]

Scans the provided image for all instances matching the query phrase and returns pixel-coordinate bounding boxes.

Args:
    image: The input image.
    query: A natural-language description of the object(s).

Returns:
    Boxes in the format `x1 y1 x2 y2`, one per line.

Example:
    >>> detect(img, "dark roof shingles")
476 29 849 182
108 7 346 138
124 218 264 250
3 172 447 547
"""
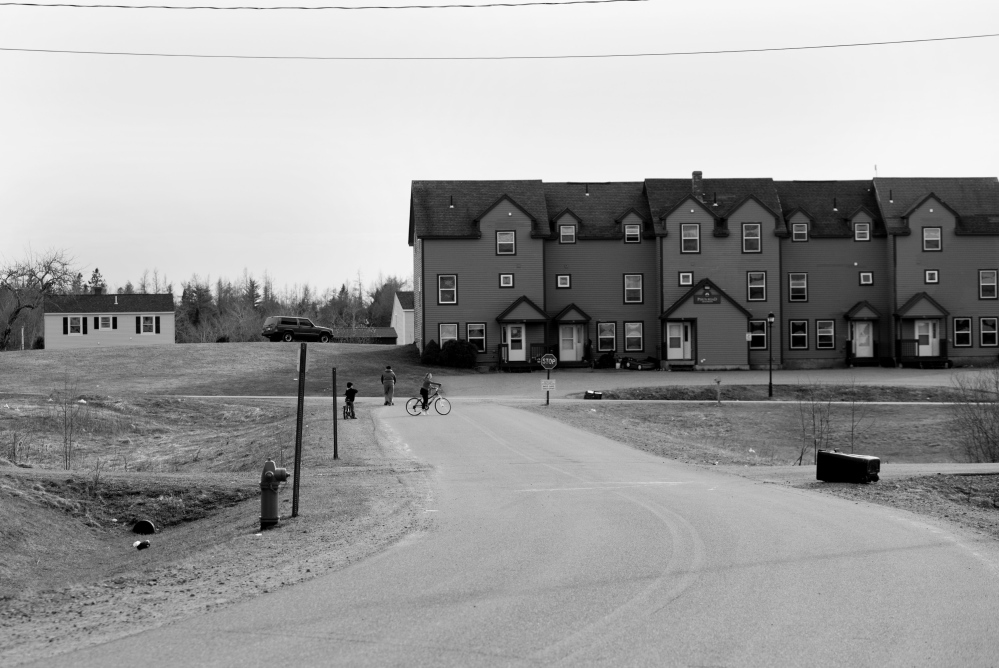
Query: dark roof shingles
44 294 174 314
774 180 885 237
873 177 999 235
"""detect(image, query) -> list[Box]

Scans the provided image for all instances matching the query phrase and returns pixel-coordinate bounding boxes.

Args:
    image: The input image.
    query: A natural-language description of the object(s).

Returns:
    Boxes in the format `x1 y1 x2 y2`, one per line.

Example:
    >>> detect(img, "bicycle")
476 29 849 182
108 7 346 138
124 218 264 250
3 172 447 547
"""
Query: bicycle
406 385 451 416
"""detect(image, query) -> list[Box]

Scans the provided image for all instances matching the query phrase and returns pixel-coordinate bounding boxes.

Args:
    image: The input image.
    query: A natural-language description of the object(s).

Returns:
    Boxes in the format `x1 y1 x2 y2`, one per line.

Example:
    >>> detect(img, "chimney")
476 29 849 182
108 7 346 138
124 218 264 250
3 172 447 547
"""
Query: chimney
93 286 103 296
692 171 703 201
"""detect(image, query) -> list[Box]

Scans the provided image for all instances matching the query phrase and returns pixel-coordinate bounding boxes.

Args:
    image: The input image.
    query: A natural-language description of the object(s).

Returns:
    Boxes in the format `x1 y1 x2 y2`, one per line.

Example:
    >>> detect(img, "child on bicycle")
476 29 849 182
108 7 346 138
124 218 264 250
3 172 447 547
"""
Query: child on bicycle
420 372 440 414
345 382 358 419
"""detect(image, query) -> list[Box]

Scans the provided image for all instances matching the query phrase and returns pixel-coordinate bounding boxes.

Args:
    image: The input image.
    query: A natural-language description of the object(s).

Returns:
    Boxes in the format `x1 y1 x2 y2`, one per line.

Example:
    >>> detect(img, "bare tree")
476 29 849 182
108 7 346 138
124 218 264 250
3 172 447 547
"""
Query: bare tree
952 365 999 462
796 382 832 465
0 249 76 351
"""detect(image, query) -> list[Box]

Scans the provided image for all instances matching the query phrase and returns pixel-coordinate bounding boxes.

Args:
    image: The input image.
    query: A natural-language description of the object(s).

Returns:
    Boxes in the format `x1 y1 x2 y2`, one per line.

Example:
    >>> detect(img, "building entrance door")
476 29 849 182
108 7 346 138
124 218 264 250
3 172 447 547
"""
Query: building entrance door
505 324 526 362
853 321 874 358
559 325 583 362
915 319 939 357
666 322 692 360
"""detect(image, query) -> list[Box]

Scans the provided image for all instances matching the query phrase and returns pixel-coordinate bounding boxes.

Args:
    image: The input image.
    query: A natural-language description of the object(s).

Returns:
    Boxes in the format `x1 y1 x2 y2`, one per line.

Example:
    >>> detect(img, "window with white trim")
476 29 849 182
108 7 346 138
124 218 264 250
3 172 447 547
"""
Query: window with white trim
923 227 941 251
789 273 808 302
854 223 870 241
559 225 576 244
69 316 82 335
816 320 835 349
749 320 767 350
141 316 155 334
99 316 112 329
792 223 808 242
860 272 873 285
981 318 998 347
499 274 514 288
789 320 808 349
747 272 766 301
925 270 939 284
954 318 972 347
439 323 458 346
981 270 997 299
624 274 643 303
438 275 456 304
679 272 693 286
742 223 761 253
496 231 516 255
681 224 700 253
467 323 486 352
624 224 641 243
624 322 643 351
597 322 616 352
556 274 571 289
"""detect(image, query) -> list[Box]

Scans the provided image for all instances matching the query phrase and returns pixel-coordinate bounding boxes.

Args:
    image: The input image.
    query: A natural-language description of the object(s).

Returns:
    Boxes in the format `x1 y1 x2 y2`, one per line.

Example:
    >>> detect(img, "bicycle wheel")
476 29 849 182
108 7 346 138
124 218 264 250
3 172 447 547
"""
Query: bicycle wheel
435 397 451 415
405 398 422 416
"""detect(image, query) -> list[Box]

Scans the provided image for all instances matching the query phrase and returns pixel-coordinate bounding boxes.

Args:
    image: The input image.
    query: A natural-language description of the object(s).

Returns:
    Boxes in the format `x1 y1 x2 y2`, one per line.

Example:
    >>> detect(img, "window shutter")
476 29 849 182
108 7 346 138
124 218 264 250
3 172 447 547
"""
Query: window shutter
94 316 100 330
136 317 141 334
63 317 68 335
155 316 161 334
112 316 117 330
82 318 87 335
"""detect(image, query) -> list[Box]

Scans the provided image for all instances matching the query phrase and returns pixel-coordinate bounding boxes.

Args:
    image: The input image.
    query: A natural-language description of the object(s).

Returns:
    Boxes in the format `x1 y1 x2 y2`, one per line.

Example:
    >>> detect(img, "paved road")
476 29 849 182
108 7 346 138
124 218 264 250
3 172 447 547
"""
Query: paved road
41 404 999 667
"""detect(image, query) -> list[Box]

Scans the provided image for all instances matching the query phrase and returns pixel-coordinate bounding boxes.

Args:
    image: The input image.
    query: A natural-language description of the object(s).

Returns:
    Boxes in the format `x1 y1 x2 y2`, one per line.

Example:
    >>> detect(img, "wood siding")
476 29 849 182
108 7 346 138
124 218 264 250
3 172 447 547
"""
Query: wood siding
781 212 890 365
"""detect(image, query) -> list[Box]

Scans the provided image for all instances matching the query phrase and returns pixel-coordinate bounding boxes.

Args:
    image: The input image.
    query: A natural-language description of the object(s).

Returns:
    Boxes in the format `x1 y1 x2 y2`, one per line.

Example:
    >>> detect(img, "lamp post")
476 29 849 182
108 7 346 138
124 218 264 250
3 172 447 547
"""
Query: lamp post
767 312 775 398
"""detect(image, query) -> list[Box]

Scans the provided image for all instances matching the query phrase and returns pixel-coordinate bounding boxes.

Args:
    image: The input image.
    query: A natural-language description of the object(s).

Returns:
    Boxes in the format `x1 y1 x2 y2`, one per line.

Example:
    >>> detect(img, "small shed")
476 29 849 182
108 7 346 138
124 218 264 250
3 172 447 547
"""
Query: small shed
331 327 398 345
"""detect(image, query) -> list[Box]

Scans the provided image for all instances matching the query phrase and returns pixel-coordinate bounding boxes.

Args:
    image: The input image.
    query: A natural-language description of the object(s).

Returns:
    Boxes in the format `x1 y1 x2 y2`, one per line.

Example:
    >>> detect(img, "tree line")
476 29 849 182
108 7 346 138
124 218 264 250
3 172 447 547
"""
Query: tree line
0 249 409 349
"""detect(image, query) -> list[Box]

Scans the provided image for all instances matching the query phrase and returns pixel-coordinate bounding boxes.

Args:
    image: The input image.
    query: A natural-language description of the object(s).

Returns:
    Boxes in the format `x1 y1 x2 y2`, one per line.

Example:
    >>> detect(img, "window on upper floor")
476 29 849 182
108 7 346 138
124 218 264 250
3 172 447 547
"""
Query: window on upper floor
624 322 643 351
559 225 576 244
792 223 808 242
854 223 870 242
789 273 808 302
923 227 942 251
860 272 873 286
556 274 571 289
624 224 641 243
467 323 486 352
681 224 700 253
742 223 761 253
789 320 808 350
748 320 767 350
499 274 514 288
925 270 939 284
597 322 616 352
747 272 766 301
438 275 456 304
982 318 998 347
496 231 516 255
953 318 972 347
679 272 693 286
624 274 643 304
816 320 835 349
981 270 997 299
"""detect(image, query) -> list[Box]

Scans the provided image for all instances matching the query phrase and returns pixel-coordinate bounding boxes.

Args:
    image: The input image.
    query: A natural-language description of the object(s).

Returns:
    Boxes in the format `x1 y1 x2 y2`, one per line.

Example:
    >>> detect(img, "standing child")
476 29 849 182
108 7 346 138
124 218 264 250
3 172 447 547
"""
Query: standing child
345 382 358 419
381 365 397 406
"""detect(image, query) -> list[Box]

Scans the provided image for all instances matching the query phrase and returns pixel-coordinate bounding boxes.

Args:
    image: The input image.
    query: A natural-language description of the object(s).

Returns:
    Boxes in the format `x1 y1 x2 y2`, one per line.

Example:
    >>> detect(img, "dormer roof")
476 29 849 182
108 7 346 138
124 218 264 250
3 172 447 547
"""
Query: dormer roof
409 180 548 245
645 176 782 236
542 182 653 240
774 180 885 238
873 177 999 236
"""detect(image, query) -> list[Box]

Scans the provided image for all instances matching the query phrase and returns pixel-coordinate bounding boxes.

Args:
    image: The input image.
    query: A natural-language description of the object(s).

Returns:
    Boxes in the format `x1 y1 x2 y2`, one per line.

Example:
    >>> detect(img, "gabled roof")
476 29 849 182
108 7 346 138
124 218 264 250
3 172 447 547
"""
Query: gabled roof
409 180 549 245
542 182 653 240
645 176 782 235
873 177 999 236
774 180 885 238
551 303 591 323
44 293 174 314
896 292 949 318
496 296 550 323
551 208 582 225
845 301 883 320
395 291 414 310
660 278 753 319
900 192 960 220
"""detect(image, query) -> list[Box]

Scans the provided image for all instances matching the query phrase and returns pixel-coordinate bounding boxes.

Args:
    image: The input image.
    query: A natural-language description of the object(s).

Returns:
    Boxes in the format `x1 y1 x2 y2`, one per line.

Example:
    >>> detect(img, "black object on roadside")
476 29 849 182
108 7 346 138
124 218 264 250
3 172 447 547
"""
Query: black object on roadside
817 450 880 483
584 390 602 400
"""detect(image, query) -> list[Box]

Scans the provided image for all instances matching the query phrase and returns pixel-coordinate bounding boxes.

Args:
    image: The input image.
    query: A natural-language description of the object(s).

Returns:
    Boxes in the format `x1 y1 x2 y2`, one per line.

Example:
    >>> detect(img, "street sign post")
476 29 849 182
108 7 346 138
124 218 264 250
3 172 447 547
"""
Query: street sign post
540 354 557 405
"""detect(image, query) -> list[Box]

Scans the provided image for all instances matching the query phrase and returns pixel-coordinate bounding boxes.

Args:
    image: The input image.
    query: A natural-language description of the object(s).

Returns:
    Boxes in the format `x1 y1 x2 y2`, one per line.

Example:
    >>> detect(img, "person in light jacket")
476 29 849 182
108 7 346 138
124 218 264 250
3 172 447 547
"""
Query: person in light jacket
381 365 397 406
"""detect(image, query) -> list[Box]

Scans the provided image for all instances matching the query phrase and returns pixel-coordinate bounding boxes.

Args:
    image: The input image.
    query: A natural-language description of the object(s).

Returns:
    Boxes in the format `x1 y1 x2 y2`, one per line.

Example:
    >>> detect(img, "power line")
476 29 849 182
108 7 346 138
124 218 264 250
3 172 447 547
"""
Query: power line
1 32 997 60
1 0 643 8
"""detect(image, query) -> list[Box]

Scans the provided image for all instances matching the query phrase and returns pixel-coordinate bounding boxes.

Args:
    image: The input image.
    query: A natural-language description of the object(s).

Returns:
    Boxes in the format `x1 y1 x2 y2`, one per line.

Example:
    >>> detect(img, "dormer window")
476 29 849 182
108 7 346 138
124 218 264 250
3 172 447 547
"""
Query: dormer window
792 223 808 242
496 231 516 255
624 224 641 243
559 225 576 244
854 222 870 242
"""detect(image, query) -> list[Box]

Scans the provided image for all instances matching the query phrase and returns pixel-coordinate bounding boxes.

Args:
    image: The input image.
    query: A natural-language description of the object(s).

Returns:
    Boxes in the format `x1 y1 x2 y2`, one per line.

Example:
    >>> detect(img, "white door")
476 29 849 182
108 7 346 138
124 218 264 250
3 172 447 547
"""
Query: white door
559 325 582 362
915 320 939 357
853 321 873 358
506 324 526 362
666 322 692 360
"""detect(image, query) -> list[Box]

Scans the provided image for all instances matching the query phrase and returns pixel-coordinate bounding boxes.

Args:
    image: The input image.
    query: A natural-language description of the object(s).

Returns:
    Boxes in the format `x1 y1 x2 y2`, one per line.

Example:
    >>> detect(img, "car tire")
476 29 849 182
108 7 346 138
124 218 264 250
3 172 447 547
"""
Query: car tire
282 332 294 342
319 334 330 343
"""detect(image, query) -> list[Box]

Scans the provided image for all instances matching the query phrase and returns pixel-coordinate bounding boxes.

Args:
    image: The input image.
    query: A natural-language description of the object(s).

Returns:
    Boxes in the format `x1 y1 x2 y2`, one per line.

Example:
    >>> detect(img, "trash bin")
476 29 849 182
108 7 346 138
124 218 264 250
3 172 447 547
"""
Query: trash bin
816 449 880 483
584 390 602 400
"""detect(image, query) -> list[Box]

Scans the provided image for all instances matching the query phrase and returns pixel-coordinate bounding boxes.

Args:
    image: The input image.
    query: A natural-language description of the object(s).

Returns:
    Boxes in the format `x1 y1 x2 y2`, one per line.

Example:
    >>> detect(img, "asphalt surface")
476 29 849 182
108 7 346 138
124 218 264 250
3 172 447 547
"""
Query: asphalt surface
38 403 999 667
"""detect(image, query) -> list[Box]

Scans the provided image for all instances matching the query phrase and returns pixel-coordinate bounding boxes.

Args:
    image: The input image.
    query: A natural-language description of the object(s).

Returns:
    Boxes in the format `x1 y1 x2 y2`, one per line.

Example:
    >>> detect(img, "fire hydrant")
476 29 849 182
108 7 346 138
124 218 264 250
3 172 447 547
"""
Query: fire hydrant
260 458 290 531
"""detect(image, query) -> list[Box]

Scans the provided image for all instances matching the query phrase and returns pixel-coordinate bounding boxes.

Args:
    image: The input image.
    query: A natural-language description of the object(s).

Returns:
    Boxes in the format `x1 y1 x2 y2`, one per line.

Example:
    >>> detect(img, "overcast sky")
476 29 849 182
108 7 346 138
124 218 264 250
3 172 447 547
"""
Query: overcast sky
1 0 997 296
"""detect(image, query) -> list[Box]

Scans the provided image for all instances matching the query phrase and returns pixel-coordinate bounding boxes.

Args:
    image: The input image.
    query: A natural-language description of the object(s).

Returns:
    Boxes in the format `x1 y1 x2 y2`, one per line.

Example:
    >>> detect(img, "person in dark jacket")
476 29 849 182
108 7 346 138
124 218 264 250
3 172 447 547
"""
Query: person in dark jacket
381 365 397 406
345 382 358 419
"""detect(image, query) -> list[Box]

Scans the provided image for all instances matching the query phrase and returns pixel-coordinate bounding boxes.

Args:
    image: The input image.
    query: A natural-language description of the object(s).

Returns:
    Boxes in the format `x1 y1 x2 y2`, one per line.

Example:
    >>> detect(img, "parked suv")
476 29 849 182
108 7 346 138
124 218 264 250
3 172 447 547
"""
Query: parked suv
262 316 335 343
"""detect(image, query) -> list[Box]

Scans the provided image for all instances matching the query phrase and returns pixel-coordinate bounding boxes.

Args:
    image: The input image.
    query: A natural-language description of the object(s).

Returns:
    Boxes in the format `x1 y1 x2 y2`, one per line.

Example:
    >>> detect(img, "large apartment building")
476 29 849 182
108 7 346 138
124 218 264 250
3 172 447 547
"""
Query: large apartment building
408 173 999 370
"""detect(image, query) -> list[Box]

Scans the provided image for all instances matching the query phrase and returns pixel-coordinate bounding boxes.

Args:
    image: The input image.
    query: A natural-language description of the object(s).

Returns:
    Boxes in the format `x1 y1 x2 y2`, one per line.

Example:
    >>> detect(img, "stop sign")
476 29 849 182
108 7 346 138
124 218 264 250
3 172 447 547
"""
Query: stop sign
540 353 557 370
